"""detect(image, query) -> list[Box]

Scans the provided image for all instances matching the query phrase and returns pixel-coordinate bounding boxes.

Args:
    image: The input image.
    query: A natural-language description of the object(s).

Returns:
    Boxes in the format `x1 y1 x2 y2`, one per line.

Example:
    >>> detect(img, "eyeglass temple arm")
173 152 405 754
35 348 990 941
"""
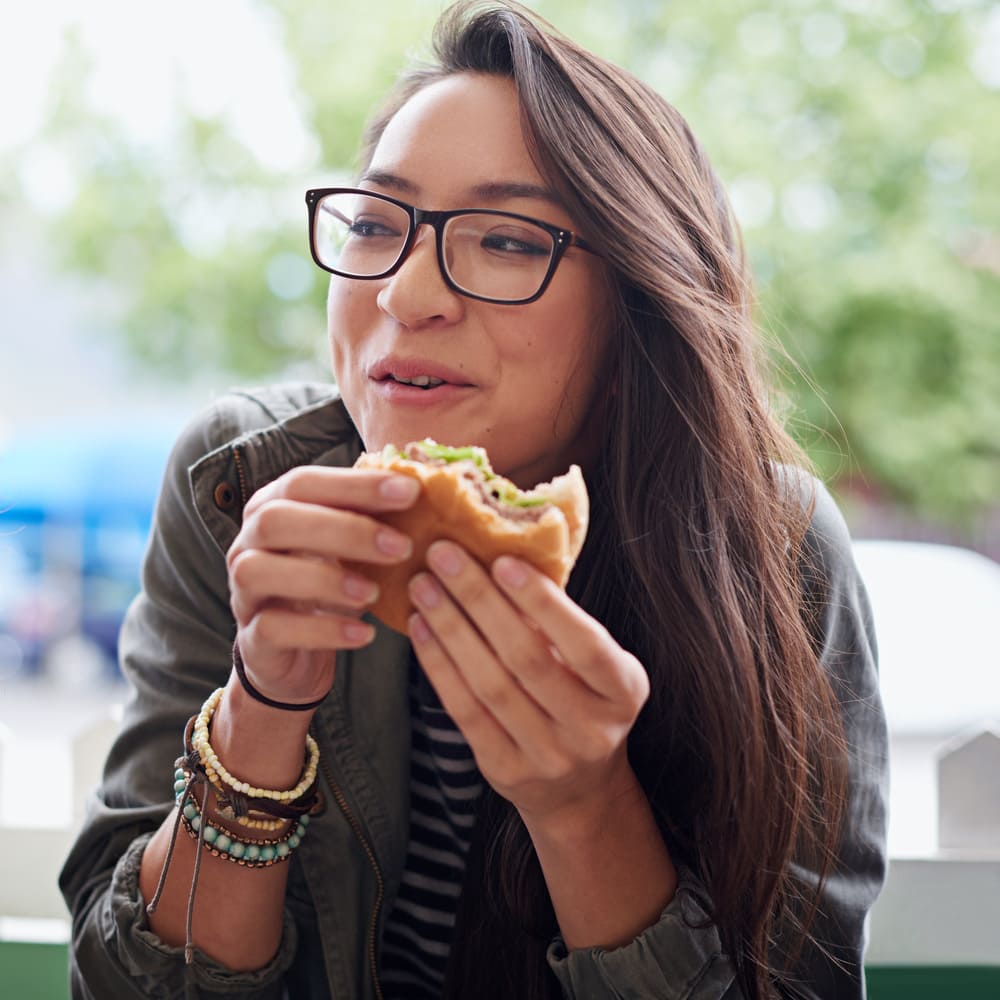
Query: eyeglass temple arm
570 234 598 256
318 203 354 228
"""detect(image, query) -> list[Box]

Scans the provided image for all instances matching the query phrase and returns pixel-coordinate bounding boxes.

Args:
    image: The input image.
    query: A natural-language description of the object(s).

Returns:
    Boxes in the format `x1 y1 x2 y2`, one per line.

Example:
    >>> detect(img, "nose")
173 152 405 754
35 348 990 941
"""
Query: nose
376 224 464 328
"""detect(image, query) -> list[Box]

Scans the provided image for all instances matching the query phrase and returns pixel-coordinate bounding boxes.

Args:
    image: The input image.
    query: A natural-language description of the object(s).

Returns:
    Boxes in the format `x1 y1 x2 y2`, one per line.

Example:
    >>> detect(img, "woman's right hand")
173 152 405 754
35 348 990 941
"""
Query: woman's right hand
226 467 419 706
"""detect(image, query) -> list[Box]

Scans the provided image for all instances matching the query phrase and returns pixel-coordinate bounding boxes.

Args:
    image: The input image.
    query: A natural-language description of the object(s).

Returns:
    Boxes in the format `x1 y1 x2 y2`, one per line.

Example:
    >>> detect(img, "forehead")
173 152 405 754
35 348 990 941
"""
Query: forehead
368 73 545 198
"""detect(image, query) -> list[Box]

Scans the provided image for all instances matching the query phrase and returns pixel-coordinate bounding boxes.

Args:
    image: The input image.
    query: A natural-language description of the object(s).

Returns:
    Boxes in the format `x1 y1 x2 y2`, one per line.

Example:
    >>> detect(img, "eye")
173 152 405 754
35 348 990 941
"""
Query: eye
348 215 404 239
480 228 551 256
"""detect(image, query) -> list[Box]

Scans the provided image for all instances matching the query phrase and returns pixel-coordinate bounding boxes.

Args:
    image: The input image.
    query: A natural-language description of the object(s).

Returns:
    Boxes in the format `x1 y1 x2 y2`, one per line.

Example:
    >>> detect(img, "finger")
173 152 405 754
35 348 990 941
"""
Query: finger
408 570 556 745
243 467 421 520
229 550 379 624
408 611 518 763
228 499 413 568
411 607 600 782
492 557 650 707
245 605 375 652
425 541 599 724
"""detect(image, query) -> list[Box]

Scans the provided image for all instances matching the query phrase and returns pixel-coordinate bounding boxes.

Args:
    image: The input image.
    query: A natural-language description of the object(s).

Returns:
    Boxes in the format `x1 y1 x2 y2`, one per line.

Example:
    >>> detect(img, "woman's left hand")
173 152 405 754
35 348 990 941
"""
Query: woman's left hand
407 539 651 828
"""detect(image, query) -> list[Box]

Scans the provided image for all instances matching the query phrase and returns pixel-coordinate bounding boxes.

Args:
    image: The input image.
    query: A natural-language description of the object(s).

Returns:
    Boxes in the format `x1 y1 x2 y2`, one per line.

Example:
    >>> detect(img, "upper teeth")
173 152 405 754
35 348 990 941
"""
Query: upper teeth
393 375 444 387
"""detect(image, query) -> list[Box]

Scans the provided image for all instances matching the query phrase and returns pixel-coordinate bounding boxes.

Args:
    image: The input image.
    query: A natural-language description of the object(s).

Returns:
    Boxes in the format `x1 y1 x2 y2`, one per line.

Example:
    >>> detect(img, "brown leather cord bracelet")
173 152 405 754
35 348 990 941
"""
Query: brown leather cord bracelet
232 639 328 712
182 714 319 820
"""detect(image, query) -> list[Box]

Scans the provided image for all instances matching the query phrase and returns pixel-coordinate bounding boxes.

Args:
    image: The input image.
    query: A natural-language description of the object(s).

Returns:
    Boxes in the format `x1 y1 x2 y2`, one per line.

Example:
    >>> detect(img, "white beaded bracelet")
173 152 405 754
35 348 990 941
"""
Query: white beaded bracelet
191 687 320 802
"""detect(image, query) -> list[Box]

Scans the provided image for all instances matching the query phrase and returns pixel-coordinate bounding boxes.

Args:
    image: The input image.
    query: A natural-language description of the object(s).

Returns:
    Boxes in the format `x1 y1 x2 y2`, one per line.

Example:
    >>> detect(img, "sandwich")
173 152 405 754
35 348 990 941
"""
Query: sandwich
350 439 589 633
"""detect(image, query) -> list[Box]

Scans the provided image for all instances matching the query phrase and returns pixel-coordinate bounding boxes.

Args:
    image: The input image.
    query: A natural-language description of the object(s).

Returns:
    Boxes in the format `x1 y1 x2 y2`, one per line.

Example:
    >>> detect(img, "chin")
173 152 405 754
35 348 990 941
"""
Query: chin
365 417 459 452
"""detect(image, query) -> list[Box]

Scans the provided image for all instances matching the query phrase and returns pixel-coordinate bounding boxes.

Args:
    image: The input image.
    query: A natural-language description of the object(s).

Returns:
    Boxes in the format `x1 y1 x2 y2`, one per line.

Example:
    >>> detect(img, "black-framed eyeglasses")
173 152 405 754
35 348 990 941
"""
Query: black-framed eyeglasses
305 187 597 305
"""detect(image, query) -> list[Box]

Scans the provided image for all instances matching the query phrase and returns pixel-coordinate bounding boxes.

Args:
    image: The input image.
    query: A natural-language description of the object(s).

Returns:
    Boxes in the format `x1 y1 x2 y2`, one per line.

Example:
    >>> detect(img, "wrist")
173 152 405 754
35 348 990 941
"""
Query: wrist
519 758 646 847
519 759 678 952
233 639 330 712
211 677 317 791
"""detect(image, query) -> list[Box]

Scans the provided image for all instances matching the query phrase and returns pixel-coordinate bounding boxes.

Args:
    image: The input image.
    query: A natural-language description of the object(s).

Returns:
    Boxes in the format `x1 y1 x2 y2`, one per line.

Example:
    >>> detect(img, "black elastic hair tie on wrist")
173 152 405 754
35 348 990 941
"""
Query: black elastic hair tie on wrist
232 640 327 712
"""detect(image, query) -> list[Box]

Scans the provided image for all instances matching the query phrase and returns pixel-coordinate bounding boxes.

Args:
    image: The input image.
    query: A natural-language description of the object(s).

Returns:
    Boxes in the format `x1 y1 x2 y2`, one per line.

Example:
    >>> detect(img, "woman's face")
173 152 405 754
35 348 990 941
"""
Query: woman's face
327 72 612 487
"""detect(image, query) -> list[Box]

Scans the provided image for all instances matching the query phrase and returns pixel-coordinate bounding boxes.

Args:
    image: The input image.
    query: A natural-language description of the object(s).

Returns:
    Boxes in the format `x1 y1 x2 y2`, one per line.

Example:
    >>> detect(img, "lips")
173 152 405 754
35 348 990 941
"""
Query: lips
368 357 476 389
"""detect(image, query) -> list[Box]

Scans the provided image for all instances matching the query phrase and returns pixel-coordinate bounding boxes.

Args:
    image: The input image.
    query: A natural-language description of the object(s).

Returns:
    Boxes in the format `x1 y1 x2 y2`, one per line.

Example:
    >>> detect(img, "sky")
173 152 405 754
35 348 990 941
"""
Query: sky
3 0 999 160
0 1 320 441
1 0 317 216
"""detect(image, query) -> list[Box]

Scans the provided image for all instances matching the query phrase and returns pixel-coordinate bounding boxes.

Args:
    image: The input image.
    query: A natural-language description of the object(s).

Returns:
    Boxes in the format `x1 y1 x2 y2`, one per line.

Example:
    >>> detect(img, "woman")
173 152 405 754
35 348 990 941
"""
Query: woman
61 2 889 997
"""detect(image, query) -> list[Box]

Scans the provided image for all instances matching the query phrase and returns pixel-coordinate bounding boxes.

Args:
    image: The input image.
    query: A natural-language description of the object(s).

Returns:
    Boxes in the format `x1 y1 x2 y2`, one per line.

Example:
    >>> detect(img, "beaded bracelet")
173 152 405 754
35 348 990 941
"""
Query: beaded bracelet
180 811 309 867
174 766 310 867
192 687 320 803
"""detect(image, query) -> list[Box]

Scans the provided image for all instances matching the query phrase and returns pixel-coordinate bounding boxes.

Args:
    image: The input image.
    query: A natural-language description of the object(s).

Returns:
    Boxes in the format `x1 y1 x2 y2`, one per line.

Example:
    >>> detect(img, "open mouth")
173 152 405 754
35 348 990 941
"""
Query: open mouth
369 358 475 396
386 374 447 390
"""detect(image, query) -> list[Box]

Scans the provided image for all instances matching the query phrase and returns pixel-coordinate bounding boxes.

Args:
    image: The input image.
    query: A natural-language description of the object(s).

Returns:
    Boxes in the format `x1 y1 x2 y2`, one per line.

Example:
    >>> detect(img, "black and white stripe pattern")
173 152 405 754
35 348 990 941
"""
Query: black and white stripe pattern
380 656 483 999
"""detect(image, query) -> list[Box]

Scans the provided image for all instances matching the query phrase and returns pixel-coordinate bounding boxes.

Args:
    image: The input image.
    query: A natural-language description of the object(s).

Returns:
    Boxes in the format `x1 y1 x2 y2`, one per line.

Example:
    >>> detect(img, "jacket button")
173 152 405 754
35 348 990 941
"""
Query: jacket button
213 481 239 512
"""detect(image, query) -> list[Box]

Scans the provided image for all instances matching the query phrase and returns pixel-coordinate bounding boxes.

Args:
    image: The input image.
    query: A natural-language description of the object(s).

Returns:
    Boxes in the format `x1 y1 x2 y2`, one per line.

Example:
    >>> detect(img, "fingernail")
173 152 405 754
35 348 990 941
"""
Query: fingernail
410 574 442 609
494 556 528 588
343 621 374 643
376 528 412 557
379 476 420 503
409 613 432 643
428 541 463 577
343 573 378 603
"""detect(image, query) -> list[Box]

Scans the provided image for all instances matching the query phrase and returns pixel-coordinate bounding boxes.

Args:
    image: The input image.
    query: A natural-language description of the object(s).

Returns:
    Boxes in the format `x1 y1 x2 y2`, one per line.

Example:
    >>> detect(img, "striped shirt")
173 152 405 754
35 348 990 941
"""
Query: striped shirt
379 654 483 999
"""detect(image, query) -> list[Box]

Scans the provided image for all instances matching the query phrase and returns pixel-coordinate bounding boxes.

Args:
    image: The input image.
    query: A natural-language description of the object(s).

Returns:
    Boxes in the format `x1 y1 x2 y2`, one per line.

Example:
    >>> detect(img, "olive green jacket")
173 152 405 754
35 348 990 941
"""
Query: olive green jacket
60 383 889 999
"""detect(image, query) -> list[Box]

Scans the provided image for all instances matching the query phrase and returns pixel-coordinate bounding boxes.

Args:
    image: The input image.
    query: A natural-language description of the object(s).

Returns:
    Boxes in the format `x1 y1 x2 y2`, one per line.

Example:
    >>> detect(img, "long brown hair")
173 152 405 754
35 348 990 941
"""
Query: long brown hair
360 4 848 997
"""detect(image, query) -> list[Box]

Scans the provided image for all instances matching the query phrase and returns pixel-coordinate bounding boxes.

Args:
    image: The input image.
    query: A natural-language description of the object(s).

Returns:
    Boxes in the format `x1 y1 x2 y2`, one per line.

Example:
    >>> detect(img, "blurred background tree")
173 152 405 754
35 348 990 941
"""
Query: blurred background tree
5 0 999 525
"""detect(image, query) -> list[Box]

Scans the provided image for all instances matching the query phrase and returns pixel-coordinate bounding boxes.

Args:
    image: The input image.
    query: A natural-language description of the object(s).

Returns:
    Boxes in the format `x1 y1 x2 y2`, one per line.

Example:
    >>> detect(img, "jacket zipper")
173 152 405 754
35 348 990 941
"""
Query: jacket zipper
319 752 385 1000
232 445 250 505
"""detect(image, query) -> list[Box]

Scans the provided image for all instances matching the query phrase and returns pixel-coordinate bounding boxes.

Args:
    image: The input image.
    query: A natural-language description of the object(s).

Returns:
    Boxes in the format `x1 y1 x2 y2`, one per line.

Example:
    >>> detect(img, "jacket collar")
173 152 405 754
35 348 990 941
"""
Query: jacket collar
189 389 363 555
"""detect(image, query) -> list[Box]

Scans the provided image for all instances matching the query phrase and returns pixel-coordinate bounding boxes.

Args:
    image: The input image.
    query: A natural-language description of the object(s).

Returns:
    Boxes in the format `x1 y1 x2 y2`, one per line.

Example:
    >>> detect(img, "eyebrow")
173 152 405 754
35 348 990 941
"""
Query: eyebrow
359 170 565 209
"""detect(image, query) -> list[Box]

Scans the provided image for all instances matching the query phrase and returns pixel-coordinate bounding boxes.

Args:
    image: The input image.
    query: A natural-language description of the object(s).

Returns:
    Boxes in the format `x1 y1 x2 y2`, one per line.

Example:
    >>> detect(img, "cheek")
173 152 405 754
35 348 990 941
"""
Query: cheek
328 334 347 384
326 281 367 370
326 278 353 333
543 295 610 393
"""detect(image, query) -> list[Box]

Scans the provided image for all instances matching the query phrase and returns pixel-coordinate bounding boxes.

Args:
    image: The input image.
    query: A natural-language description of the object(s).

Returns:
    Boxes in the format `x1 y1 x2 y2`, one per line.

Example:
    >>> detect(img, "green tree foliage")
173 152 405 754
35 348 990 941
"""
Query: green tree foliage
9 0 999 519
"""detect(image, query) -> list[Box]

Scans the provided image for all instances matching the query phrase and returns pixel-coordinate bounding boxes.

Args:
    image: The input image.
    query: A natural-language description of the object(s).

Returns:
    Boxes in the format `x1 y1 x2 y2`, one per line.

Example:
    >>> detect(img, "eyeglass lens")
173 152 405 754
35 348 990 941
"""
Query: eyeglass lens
314 191 556 301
